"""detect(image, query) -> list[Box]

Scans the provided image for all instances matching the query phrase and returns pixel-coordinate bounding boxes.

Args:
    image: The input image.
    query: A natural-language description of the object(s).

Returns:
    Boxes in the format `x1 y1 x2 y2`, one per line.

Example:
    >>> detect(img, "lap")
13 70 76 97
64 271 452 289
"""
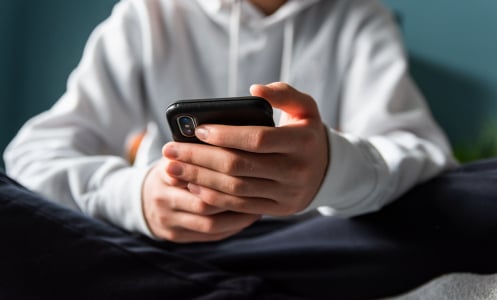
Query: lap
168 158 497 298
2 158 497 300
0 173 295 300
360 158 497 239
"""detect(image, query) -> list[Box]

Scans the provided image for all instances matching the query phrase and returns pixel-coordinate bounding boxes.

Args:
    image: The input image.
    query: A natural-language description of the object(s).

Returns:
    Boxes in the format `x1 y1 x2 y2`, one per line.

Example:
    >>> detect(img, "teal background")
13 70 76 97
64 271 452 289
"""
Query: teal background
0 0 118 170
1 0 497 169
382 0 497 161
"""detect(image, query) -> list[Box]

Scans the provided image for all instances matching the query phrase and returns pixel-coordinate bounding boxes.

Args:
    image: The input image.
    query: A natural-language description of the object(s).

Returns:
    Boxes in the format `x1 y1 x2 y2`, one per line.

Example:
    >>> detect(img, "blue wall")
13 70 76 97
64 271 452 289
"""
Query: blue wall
0 0 118 169
382 0 497 160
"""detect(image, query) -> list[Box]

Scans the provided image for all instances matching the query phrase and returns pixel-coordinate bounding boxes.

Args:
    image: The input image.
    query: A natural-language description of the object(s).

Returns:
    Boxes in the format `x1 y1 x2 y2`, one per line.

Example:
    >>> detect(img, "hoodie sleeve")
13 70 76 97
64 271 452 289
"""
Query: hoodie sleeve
3 0 153 235
306 0 457 217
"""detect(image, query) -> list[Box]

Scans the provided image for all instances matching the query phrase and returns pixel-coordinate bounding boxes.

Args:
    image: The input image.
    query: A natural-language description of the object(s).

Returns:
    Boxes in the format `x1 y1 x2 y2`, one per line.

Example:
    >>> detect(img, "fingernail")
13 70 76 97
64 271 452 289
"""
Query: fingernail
250 84 262 92
250 84 266 96
195 126 209 140
163 144 178 158
188 183 201 195
167 162 183 176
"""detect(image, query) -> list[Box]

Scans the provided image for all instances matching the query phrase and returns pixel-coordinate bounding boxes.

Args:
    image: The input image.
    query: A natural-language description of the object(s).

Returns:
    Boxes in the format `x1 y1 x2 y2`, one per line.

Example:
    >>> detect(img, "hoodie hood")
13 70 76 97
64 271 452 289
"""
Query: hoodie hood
196 0 321 96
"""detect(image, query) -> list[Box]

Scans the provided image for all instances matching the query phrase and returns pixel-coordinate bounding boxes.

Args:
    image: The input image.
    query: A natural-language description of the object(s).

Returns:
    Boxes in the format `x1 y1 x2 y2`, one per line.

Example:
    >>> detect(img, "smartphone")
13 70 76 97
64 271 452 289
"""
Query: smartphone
166 96 275 143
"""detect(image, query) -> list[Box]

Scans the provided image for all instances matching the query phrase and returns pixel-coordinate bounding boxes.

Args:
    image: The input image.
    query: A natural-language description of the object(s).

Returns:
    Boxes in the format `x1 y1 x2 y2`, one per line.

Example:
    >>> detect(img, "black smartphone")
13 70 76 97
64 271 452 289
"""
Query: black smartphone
166 96 275 143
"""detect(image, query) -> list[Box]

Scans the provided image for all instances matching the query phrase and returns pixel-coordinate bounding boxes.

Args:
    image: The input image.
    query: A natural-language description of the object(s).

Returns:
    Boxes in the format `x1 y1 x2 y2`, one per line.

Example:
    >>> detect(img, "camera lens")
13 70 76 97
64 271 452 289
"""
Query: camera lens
179 117 190 124
176 115 197 137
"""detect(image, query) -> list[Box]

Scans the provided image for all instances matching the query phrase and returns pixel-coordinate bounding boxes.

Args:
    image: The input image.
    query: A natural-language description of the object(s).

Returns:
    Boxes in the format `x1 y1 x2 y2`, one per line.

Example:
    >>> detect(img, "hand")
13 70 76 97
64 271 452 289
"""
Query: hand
142 156 261 243
163 82 329 216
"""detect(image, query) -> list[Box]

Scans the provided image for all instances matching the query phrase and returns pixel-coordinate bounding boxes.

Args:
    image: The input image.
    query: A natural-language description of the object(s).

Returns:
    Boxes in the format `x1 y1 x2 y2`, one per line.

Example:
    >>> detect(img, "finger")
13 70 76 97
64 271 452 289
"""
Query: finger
163 174 189 188
154 184 225 216
154 155 188 188
155 226 246 244
166 159 288 199
164 142 292 179
170 211 261 235
194 124 315 153
250 82 320 119
188 183 304 216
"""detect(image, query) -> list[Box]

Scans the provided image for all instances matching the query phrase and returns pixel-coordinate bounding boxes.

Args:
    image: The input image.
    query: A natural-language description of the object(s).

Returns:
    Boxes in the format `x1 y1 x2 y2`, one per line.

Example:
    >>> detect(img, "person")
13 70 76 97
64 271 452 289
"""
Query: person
4 0 454 242
1 0 473 299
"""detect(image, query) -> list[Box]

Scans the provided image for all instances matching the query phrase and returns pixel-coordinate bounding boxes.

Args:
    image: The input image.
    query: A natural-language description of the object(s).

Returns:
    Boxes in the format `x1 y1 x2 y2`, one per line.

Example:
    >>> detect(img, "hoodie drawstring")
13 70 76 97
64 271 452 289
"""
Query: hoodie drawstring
228 0 295 96
228 0 242 97
280 18 295 84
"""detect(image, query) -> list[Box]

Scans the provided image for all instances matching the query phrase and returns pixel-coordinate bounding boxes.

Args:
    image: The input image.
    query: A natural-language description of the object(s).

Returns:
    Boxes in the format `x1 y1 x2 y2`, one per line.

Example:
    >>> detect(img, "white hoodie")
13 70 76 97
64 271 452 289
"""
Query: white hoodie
4 0 455 236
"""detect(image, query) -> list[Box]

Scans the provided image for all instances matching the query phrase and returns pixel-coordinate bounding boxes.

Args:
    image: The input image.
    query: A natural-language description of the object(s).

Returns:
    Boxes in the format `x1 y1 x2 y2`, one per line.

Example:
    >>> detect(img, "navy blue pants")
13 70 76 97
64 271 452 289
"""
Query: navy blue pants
1 159 497 300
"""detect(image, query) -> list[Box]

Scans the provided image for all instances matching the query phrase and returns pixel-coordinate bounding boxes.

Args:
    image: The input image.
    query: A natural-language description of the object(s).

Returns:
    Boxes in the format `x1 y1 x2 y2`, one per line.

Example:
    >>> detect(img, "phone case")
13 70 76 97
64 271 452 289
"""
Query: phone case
166 96 275 143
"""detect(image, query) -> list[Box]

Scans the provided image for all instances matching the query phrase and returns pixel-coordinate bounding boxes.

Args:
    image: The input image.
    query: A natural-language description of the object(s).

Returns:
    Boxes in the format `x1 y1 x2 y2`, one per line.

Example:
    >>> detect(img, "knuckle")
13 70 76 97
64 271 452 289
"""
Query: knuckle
190 199 211 214
158 215 170 228
224 178 248 196
148 191 161 206
167 196 179 210
199 192 217 207
197 218 217 233
249 129 269 150
184 164 197 180
163 230 180 242
156 219 178 240
278 82 291 90
220 154 246 175
228 198 251 212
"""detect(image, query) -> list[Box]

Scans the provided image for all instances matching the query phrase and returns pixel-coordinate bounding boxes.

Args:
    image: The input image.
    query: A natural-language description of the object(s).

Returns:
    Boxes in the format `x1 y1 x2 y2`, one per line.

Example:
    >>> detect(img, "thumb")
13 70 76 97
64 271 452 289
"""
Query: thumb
250 82 320 120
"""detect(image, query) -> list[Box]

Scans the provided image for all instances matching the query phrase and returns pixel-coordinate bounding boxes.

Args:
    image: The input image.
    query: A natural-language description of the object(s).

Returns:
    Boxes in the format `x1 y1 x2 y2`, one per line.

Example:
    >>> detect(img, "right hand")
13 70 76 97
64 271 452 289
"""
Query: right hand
141 146 261 243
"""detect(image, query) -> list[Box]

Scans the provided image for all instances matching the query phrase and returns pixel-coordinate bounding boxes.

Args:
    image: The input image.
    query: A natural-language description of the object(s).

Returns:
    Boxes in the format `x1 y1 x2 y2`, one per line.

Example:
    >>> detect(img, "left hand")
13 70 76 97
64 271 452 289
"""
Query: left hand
163 82 329 216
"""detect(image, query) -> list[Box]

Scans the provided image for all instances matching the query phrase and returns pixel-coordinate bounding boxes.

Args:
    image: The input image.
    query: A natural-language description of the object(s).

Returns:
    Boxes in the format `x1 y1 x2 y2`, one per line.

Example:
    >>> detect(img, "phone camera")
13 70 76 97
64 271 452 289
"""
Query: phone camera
177 115 197 137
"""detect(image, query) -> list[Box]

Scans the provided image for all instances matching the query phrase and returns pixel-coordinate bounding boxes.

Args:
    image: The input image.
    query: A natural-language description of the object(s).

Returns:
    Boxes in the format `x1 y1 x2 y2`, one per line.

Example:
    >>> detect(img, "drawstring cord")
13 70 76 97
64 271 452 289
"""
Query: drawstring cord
228 0 242 97
280 18 295 84
228 0 295 97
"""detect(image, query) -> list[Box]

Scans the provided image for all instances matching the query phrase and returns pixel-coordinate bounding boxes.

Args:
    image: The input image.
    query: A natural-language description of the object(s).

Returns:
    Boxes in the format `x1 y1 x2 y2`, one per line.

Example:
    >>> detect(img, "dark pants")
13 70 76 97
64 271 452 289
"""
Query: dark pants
1 159 497 300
